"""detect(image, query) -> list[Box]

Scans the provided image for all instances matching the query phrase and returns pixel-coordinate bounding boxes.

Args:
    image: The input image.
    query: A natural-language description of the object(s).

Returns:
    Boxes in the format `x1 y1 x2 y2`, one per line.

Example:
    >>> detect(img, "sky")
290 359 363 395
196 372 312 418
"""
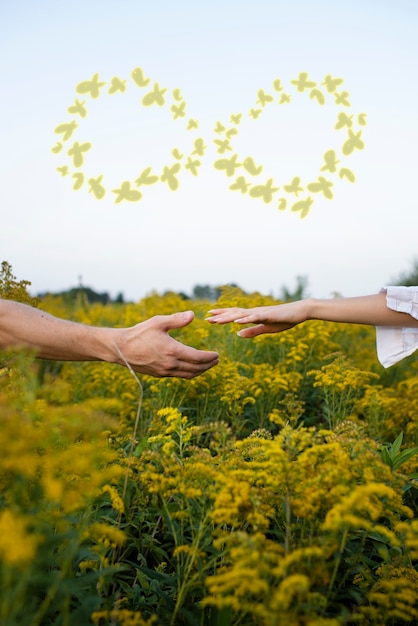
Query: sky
1 0 417 302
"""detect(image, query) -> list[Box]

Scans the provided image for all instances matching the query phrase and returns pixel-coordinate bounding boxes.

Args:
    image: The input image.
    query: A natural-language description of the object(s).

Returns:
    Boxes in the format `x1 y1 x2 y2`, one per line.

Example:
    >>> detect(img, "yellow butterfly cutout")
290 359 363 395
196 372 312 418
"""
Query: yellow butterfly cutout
339 168 355 182
229 176 251 194
135 167 159 186
256 89 274 107
171 101 186 119
192 138 206 156
131 67 150 87
310 89 325 105
112 181 142 203
335 112 353 130
67 99 87 118
213 154 242 177
225 127 238 139
187 119 199 130
56 165 69 176
142 83 167 107
72 172 84 190
76 73 106 99
230 113 242 124
88 175 106 199
54 120 78 141
171 148 184 160
242 157 262 176
161 163 181 190
334 91 350 106
320 150 339 173
214 138 232 154
249 178 279 203
291 72 316 92
291 196 314 218
277 198 287 210
273 79 283 92
321 75 344 93
284 176 303 196
108 77 127 94
342 130 365 155
249 108 262 119
67 141 91 168
51 142 63 154
307 176 334 199
185 157 201 176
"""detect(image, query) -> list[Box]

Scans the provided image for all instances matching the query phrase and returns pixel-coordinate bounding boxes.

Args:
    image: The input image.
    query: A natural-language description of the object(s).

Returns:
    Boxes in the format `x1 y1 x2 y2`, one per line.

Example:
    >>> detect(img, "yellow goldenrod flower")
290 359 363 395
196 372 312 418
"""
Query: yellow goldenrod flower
0 509 40 568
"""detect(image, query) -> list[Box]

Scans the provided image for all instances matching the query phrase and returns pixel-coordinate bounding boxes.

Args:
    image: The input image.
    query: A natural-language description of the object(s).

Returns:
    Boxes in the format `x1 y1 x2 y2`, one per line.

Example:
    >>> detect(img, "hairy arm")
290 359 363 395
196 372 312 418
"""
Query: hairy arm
0 299 219 378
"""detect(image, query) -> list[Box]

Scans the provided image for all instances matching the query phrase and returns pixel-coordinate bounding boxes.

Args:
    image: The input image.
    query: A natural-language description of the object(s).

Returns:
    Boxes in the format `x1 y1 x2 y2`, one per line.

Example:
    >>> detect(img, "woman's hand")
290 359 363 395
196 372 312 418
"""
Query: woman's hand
206 301 312 338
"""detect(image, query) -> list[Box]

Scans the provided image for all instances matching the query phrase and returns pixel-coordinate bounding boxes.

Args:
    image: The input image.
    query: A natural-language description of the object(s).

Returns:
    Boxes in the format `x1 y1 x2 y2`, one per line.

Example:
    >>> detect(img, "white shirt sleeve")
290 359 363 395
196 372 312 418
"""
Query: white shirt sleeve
376 286 418 368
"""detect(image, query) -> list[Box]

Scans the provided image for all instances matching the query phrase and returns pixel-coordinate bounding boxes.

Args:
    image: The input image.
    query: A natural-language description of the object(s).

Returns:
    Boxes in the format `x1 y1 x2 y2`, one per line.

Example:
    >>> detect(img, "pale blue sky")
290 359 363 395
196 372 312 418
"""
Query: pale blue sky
1 0 417 301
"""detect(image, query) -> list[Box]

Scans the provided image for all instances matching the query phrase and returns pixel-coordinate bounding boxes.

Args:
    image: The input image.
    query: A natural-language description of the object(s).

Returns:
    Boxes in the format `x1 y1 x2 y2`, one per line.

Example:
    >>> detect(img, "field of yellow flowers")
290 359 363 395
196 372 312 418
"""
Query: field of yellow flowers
1 264 418 626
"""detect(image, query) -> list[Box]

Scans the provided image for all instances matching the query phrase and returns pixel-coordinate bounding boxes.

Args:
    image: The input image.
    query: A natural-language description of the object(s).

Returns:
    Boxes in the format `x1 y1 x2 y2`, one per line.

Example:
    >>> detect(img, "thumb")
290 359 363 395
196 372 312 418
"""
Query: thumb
237 325 263 338
163 310 195 331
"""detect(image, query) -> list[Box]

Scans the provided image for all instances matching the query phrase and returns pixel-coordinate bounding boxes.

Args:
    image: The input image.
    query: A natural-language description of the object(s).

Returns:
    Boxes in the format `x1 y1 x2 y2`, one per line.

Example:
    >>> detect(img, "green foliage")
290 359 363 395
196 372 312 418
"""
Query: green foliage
0 261 38 306
38 285 123 306
381 432 418 486
1 270 418 625
392 257 418 287
279 274 309 301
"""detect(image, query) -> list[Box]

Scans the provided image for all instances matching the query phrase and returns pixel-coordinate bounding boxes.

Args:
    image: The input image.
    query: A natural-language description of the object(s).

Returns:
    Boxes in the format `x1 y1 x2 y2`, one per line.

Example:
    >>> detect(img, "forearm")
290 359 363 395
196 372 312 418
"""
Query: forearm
0 299 117 362
307 293 418 327
0 300 219 378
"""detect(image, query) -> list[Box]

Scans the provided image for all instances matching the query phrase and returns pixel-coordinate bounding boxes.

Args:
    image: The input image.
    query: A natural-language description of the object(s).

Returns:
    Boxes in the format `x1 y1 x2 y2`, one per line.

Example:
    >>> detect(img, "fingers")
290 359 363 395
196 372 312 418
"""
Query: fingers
155 332 219 377
206 308 249 324
160 313 219 363
171 355 219 378
175 341 219 366
237 325 266 338
206 307 293 338
130 344 219 378
161 310 195 331
146 343 219 379
132 359 218 379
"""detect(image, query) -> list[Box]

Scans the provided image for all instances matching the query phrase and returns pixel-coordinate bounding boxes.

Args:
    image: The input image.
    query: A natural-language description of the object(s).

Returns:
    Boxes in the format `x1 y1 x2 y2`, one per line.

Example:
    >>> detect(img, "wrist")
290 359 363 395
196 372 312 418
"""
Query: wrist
89 326 124 364
103 325 145 368
303 298 317 321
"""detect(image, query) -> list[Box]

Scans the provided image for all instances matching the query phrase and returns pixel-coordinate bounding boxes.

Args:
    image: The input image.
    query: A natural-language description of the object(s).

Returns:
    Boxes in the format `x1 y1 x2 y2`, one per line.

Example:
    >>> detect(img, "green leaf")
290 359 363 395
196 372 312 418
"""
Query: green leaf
381 447 393 468
391 431 404 455
392 447 418 471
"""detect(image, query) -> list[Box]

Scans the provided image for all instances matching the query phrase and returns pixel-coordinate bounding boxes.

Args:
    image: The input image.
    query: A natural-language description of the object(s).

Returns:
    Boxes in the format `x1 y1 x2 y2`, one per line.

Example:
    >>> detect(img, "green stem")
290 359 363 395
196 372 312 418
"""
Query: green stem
328 526 349 598
170 511 210 626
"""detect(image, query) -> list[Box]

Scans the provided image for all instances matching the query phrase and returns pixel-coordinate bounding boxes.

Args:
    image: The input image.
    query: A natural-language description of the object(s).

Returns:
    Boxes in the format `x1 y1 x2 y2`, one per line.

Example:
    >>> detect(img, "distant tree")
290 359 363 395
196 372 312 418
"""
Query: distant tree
162 290 190 301
279 275 309 302
0 261 39 306
192 285 221 301
391 258 418 286
37 287 112 306
191 283 242 301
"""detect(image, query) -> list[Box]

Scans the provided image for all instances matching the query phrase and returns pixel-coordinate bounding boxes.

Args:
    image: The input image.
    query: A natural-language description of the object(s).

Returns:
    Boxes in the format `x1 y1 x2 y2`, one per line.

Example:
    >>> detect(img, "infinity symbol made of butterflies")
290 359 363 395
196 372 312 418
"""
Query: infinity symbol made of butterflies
52 68 366 219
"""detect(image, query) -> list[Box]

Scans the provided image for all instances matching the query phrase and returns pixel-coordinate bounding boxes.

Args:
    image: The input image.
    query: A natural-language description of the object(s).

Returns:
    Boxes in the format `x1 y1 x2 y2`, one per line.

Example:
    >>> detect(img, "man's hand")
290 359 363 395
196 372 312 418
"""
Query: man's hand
114 311 219 377
0 300 219 379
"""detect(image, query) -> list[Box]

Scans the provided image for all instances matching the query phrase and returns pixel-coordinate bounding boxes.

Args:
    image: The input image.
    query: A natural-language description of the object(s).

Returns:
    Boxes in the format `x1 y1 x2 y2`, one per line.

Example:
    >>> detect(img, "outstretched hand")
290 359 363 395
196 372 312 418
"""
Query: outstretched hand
114 310 219 377
206 301 311 338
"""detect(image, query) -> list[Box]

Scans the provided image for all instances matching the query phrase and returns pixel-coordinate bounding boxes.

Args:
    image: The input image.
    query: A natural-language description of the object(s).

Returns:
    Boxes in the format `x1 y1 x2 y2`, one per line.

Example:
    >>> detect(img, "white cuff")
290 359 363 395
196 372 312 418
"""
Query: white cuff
376 286 418 367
